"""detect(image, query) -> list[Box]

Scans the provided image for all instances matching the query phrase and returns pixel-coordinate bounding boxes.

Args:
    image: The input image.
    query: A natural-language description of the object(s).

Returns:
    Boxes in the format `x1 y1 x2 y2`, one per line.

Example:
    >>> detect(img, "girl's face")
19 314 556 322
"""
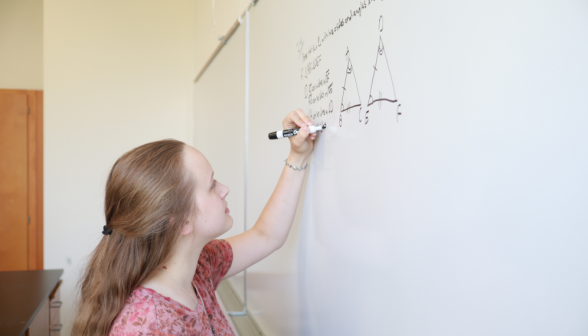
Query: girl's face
183 145 233 241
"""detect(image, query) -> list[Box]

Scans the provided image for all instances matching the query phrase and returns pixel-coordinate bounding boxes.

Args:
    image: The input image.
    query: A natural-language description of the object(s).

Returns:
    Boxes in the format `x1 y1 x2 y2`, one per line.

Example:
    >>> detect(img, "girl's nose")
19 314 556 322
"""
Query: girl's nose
220 182 229 198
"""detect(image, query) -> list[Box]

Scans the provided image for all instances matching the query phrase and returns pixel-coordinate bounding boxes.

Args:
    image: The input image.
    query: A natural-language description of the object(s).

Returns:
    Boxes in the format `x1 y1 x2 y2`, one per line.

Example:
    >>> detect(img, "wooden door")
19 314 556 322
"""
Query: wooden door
0 92 28 270
0 90 43 271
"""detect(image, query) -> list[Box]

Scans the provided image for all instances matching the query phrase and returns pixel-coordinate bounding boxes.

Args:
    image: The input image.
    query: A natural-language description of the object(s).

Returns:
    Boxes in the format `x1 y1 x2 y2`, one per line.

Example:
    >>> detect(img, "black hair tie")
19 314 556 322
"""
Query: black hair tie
102 225 113 235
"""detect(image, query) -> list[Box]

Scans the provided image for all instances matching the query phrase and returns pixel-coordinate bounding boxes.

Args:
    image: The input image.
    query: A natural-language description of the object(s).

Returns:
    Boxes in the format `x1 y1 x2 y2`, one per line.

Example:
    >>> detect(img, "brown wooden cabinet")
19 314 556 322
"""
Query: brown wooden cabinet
49 280 62 336
27 298 49 336
0 270 62 336
26 279 62 336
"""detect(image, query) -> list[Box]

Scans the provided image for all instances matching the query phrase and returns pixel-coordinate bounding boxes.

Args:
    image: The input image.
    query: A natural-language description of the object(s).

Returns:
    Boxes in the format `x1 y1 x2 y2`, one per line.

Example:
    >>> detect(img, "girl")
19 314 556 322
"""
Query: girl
71 109 316 335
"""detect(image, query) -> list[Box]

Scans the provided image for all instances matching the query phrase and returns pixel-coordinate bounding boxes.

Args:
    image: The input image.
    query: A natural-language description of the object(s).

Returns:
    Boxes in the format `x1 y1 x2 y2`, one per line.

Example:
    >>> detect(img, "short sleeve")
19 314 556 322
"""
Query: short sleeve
110 290 158 335
199 239 233 289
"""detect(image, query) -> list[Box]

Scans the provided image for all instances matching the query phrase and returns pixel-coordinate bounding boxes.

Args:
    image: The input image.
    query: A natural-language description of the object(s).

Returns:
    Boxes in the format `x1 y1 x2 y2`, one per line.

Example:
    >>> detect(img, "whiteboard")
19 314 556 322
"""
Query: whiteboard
196 0 588 335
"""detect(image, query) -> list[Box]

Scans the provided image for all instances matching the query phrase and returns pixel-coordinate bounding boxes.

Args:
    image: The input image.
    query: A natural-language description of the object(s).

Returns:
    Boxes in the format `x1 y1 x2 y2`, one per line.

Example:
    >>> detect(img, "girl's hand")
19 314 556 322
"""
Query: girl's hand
283 108 316 158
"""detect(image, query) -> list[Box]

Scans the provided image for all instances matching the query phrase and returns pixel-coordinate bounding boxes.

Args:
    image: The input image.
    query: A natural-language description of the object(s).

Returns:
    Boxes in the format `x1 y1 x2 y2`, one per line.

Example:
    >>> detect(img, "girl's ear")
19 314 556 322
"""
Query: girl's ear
180 220 193 235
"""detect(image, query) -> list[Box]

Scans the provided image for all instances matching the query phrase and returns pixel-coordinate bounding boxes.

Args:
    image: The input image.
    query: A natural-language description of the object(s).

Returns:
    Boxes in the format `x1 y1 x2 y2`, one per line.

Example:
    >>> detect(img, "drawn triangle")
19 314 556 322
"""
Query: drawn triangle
340 53 362 113
367 37 397 109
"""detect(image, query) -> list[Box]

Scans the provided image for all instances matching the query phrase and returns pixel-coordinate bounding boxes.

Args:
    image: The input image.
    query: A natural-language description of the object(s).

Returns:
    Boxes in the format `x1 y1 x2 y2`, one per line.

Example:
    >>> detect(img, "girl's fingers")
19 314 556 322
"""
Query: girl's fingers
295 108 313 126
284 109 315 133
292 123 309 147
284 110 305 129
284 109 317 148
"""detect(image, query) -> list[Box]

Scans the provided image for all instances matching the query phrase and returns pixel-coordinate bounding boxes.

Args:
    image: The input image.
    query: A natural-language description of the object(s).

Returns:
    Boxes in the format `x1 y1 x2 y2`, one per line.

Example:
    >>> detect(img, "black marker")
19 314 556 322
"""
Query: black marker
268 124 326 140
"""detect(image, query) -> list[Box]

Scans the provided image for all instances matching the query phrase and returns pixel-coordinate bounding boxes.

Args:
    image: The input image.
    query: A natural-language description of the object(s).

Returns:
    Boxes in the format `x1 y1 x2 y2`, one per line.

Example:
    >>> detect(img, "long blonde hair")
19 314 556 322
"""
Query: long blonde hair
71 139 196 335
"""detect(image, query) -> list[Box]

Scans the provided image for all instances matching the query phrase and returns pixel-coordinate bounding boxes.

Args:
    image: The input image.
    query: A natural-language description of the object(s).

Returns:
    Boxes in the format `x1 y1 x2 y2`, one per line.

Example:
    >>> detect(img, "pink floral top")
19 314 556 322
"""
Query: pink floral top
109 239 235 335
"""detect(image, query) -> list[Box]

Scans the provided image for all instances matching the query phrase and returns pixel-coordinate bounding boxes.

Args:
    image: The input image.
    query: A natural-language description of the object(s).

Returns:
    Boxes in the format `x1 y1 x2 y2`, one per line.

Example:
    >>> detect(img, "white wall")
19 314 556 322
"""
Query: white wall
193 19 248 311
0 0 43 90
44 1 195 334
194 23 245 243
195 0 250 76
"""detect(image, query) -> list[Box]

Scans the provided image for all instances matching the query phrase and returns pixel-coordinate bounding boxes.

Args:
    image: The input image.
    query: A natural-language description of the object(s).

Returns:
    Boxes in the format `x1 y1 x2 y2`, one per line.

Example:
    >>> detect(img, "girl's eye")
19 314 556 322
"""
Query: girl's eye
212 180 217 190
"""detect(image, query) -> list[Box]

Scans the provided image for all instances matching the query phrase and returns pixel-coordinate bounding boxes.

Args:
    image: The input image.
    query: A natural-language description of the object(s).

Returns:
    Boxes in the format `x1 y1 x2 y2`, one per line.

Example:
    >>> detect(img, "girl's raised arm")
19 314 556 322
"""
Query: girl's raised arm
224 109 316 279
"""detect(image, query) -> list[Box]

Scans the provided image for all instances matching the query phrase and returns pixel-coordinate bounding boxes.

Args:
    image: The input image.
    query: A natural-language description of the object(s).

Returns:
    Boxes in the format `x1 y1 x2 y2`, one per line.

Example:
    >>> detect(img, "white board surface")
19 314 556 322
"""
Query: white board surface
197 1 588 335
247 0 588 335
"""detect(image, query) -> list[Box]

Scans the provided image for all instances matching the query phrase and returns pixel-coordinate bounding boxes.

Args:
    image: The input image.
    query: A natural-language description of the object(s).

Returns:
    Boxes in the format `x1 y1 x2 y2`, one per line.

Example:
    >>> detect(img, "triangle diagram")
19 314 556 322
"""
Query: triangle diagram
340 50 362 113
367 37 397 109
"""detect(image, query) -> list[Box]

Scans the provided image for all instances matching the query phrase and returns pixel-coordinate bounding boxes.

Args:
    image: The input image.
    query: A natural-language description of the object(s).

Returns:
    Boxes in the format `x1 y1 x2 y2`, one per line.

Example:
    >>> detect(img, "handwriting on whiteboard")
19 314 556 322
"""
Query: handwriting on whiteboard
296 0 383 63
340 16 401 127
298 13 403 126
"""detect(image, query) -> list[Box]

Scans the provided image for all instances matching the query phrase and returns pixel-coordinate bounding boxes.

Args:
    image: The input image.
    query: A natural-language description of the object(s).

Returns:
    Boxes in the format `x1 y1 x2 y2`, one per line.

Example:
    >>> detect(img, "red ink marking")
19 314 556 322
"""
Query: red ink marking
163 266 167 269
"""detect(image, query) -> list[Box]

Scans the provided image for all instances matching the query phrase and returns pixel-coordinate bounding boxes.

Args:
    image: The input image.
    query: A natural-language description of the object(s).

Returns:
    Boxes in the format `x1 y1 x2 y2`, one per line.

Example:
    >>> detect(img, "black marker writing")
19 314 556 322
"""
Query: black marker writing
297 0 381 62
301 54 322 79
